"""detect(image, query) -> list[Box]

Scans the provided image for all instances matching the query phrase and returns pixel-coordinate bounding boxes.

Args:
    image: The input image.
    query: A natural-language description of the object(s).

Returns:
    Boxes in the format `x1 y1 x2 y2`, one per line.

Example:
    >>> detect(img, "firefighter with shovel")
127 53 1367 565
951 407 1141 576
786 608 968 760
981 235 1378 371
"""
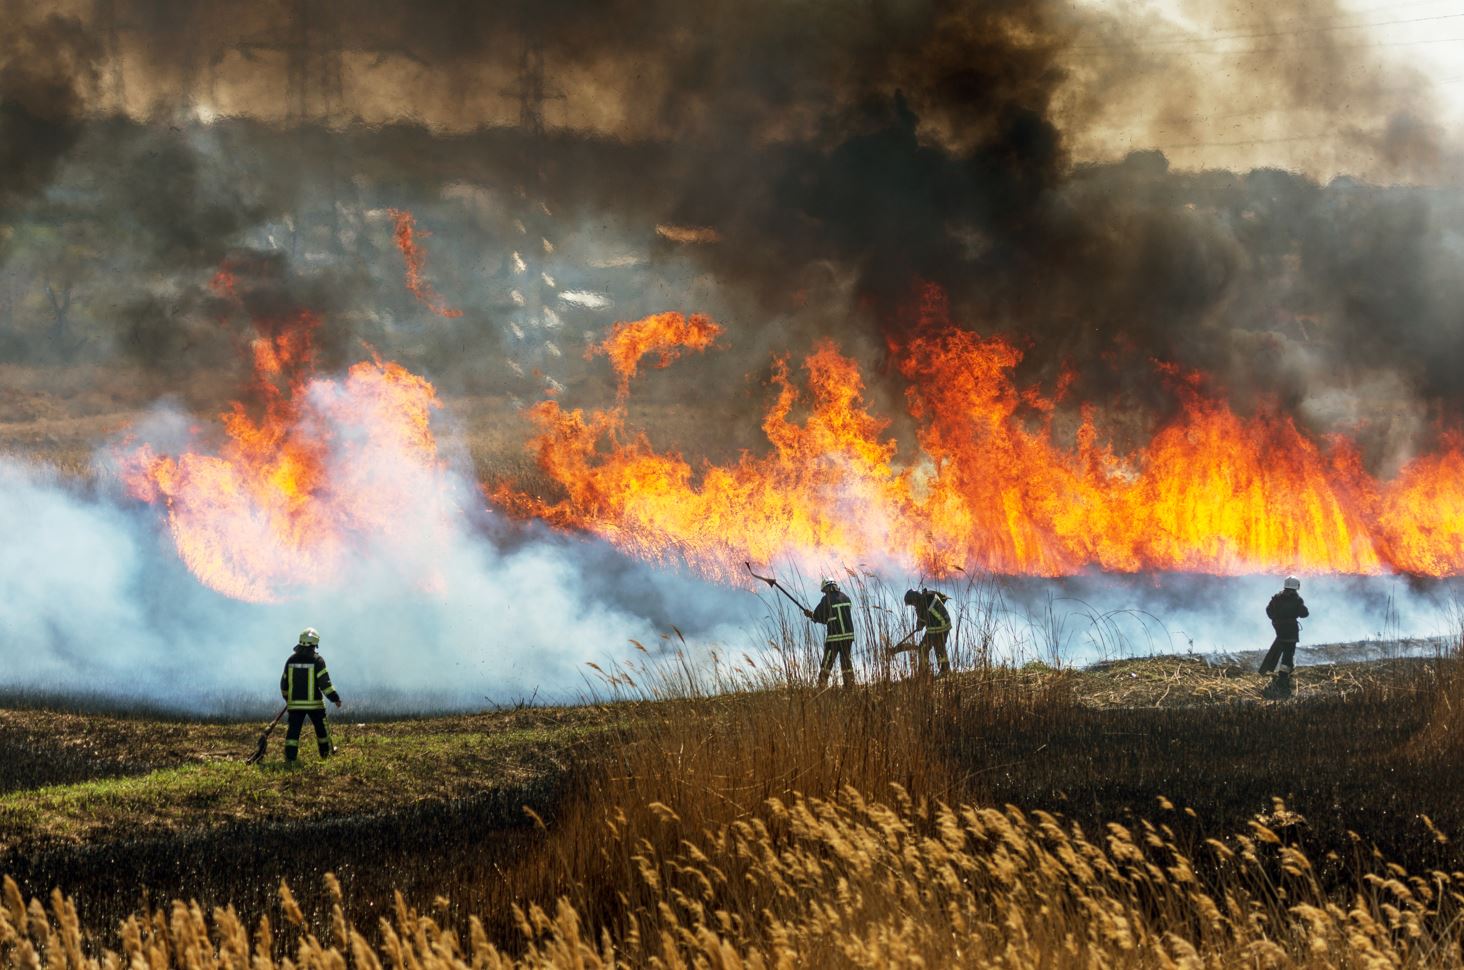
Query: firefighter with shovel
279 627 342 763
890 587 952 677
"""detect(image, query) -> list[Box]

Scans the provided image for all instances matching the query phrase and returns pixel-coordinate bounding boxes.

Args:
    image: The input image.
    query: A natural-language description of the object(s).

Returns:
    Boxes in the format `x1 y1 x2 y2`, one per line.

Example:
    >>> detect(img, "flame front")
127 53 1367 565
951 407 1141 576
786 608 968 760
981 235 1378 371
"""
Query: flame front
121 291 1464 596
121 311 445 602
498 303 1464 580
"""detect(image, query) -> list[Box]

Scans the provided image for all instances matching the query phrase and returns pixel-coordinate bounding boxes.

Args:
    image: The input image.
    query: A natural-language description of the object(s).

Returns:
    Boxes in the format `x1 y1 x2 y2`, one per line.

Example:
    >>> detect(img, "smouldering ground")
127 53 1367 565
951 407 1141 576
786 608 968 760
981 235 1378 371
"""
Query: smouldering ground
1073 654 1438 707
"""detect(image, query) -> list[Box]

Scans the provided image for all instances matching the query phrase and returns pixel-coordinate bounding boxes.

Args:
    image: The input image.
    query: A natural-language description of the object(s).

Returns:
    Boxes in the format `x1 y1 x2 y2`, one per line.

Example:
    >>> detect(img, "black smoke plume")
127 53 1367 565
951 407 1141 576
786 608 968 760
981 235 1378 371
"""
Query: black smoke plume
0 0 1457 470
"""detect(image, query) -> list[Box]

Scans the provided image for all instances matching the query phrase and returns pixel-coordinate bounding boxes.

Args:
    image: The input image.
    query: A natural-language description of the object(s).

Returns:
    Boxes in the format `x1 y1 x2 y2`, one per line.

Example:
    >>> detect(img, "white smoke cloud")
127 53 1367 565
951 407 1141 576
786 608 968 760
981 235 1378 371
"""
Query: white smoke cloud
970 572 1461 668
587 255 644 269
0 383 758 713
4 374 1461 717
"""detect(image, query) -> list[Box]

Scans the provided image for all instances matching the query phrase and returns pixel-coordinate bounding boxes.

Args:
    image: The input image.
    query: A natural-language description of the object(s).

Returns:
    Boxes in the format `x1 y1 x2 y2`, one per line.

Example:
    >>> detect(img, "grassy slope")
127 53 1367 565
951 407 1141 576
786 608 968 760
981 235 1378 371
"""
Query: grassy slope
0 706 620 849
0 656 1424 852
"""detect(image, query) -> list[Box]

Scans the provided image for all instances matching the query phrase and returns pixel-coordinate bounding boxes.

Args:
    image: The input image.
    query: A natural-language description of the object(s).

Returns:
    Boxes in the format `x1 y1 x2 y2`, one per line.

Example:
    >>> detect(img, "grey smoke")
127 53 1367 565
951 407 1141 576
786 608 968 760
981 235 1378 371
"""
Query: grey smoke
981 572 1460 666
4 0 1459 451
0 14 97 226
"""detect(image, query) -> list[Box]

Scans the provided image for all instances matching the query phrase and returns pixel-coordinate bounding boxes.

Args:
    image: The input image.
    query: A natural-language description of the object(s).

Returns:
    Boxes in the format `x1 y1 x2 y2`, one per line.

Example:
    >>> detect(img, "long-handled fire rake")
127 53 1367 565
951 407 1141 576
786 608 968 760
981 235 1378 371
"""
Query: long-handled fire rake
245 706 287 765
744 562 813 613
886 628 920 657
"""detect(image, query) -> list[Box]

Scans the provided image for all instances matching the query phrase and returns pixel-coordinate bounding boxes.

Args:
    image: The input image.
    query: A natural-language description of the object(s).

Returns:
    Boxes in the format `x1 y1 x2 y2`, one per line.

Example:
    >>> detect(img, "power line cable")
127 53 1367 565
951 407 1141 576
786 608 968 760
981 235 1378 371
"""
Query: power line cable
1070 10 1464 52
1074 0 1464 48
1069 32 1464 57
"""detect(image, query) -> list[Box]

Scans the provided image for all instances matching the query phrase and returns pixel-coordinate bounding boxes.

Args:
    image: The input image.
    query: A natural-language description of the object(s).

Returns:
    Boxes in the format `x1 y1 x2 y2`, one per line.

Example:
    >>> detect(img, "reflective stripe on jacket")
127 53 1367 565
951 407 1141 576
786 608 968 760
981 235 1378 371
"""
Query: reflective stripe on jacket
920 593 951 635
280 649 340 710
812 590 855 643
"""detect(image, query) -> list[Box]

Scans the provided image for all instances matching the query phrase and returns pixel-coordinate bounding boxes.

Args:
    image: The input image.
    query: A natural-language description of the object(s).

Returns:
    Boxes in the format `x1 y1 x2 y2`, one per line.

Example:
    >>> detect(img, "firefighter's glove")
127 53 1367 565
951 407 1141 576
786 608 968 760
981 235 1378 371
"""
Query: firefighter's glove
803 609 813 620
332 697 343 708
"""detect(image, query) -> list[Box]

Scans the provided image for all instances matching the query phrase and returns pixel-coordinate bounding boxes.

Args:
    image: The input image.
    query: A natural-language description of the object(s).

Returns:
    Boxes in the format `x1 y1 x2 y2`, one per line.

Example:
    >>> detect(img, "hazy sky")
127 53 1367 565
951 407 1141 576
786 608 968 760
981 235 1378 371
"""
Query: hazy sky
1067 0 1464 179
26 0 1454 184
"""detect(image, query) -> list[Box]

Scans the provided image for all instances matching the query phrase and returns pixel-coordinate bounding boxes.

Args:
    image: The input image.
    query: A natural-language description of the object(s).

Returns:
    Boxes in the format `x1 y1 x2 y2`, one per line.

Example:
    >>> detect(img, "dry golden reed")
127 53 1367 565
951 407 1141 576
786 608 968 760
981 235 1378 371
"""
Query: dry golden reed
6 604 1462 968
5 786 1464 969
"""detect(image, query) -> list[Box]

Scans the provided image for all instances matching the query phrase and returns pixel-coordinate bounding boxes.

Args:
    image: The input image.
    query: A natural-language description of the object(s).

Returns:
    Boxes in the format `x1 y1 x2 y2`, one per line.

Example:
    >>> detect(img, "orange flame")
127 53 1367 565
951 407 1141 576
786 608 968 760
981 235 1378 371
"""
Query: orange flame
1373 436 1464 575
387 209 464 319
496 304 1464 580
589 311 723 396
209 267 237 301
121 311 445 602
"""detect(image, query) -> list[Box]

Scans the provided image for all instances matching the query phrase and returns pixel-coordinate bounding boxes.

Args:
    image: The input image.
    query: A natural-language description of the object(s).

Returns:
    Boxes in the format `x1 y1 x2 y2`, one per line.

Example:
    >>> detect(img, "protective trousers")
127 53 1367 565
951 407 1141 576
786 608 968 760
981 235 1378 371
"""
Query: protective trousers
819 642 854 688
284 709 333 761
917 631 952 677
1258 637 1297 675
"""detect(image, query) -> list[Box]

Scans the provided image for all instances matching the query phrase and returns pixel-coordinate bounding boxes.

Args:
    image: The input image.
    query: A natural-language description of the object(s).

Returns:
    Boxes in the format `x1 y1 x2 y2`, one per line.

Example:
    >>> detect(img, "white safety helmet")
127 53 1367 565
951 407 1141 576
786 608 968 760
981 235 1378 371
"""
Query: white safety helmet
819 577 838 593
298 627 321 647
1283 576 1301 591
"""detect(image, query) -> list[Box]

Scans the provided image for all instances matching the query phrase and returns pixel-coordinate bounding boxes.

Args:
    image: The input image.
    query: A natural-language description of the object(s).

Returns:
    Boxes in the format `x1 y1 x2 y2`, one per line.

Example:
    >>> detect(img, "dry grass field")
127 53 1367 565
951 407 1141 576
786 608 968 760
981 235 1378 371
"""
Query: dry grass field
8 391 1464 966
2 653 1463 967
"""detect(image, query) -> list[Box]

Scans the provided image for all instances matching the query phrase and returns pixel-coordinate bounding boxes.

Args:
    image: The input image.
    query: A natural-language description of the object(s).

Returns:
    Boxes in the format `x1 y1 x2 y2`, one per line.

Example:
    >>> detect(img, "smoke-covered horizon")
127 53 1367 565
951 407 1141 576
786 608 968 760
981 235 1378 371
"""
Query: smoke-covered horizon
4 1 1463 458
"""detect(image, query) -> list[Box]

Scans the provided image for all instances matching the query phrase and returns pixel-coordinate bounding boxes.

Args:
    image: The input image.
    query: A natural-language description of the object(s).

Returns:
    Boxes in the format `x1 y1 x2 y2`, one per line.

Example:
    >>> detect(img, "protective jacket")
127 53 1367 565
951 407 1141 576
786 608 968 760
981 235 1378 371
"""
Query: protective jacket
810 589 855 643
280 646 341 710
911 590 951 634
1265 589 1309 641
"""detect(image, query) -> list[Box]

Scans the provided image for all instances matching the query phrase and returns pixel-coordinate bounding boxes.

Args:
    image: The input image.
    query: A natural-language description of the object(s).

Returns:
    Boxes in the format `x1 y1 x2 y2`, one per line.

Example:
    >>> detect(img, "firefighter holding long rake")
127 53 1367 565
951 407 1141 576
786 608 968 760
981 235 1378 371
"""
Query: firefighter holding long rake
745 564 857 688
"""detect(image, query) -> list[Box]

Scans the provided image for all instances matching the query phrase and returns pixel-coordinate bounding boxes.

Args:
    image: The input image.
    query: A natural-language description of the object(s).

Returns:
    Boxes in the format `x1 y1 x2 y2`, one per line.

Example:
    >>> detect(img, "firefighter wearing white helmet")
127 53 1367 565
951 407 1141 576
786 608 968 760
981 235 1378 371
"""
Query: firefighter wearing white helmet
1259 577 1309 680
279 627 342 763
804 577 856 688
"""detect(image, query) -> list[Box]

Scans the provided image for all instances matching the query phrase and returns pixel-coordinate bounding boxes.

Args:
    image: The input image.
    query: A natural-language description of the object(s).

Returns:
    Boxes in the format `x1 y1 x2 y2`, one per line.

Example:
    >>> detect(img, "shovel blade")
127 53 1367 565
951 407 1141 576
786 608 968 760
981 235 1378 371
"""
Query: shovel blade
245 735 267 765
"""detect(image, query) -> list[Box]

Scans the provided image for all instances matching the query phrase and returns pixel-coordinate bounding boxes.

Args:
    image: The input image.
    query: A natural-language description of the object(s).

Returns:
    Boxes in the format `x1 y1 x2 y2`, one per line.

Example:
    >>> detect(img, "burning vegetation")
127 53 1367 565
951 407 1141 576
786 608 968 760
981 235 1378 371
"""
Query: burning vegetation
4 0 1464 601
105 284 1464 607
496 293 1464 583
387 209 463 319
589 311 723 396
9 0 1464 962
118 306 446 603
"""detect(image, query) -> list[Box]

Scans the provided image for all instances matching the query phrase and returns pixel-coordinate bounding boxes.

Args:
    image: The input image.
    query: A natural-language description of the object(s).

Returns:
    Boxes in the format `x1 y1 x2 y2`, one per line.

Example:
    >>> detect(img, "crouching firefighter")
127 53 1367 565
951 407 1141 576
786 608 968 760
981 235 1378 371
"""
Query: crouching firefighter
805 577 855 688
280 627 342 762
1258 577 1309 679
900 587 953 677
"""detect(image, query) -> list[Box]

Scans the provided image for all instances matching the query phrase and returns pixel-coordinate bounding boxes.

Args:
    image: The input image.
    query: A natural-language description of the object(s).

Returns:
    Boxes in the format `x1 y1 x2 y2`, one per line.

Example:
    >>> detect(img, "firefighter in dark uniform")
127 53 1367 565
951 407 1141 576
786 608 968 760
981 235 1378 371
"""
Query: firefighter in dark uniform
1258 576 1310 679
280 627 341 762
805 577 855 688
902 587 953 677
